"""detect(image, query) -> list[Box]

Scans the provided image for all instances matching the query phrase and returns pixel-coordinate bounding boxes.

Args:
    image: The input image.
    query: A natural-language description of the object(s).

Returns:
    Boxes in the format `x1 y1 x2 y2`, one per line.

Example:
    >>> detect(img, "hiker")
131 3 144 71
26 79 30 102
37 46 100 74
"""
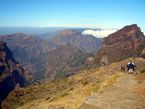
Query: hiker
127 61 136 73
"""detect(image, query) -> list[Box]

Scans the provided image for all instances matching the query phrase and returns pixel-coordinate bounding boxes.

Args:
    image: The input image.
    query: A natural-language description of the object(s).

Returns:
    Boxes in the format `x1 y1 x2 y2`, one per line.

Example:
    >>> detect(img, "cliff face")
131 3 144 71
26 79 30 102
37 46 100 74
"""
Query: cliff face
97 24 145 65
0 41 31 107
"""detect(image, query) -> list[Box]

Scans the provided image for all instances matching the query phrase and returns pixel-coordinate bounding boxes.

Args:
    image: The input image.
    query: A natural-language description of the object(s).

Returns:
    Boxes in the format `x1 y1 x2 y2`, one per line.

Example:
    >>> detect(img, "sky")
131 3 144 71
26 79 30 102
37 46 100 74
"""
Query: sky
0 0 145 32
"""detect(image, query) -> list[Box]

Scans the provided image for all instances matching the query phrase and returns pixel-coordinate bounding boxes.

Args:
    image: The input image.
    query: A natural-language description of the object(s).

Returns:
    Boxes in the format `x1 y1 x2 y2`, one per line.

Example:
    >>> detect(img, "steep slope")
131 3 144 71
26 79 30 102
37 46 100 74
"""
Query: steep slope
0 41 31 108
97 24 145 65
2 57 145 109
45 44 87 81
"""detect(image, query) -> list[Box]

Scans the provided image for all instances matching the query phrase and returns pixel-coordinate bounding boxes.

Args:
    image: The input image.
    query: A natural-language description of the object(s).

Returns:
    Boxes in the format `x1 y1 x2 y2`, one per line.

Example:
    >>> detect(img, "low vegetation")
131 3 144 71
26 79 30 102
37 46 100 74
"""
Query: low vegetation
2 58 145 109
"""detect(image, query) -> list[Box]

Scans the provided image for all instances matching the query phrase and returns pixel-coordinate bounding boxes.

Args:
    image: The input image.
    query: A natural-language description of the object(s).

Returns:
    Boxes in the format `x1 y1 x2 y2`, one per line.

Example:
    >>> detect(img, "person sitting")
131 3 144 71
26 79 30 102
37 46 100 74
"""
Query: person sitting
127 61 136 73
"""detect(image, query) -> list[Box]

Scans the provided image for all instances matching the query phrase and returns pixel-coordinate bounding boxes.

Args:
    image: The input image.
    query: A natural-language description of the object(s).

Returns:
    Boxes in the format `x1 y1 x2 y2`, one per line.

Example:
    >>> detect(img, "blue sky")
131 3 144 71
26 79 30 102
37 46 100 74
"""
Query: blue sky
0 0 145 30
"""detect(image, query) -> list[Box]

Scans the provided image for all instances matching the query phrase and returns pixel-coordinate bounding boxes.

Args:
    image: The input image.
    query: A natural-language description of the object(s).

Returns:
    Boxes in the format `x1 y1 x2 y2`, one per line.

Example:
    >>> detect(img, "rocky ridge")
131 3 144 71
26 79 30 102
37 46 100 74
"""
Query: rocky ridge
0 41 32 108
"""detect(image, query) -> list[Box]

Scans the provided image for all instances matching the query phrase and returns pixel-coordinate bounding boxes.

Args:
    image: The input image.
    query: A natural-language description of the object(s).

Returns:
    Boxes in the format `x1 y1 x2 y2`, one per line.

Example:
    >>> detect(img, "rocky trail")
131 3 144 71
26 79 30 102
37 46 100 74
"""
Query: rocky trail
79 73 140 109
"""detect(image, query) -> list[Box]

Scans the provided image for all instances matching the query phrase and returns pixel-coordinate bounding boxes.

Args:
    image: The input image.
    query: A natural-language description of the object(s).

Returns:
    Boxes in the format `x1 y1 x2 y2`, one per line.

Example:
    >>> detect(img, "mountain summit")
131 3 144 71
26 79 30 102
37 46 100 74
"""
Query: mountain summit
97 24 145 65
104 24 144 45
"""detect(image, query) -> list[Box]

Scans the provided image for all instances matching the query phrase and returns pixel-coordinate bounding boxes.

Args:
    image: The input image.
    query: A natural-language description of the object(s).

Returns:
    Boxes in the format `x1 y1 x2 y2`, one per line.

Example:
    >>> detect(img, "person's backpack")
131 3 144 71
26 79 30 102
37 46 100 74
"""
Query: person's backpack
129 62 136 70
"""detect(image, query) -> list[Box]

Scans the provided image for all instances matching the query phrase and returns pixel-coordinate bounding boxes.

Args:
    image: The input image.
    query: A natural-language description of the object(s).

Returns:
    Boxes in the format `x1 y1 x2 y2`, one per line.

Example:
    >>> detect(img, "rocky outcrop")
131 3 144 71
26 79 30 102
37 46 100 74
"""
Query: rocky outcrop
0 41 31 108
97 24 145 65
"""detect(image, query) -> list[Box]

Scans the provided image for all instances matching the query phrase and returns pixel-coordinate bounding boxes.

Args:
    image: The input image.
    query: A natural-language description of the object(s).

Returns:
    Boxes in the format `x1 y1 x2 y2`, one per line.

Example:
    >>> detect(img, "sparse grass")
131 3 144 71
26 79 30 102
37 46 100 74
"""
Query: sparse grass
4 57 145 109
7 70 118 109
134 73 145 108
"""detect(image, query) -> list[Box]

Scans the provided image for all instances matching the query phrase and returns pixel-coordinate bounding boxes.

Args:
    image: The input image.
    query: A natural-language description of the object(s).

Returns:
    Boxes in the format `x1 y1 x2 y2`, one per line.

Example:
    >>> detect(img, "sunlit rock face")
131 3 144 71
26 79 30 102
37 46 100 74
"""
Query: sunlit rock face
96 24 145 64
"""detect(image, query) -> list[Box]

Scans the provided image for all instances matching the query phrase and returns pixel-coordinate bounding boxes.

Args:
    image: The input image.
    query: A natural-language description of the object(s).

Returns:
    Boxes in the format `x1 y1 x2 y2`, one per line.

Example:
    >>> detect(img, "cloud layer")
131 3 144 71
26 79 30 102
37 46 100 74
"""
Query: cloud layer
82 29 117 38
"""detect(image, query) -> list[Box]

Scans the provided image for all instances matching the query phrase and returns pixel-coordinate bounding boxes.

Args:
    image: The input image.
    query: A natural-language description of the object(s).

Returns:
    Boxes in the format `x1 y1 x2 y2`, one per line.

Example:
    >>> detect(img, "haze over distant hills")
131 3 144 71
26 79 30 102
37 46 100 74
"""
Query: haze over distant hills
0 27 89 35
0 27 117 38
0 27 68 35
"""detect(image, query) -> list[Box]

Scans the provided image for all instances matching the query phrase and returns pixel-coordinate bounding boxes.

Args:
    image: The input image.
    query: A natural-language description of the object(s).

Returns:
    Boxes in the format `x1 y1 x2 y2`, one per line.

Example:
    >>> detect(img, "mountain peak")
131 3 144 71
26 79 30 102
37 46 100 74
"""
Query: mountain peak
104 24 144 45
125 24 138 28
97 24 145 64
120 24 140 33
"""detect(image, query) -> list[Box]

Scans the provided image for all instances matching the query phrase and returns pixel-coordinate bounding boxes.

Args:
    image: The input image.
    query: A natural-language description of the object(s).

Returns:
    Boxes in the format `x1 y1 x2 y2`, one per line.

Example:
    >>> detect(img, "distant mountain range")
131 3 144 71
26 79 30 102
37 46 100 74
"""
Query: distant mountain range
0 27 99 35
0 29 102 81
0 27 69 35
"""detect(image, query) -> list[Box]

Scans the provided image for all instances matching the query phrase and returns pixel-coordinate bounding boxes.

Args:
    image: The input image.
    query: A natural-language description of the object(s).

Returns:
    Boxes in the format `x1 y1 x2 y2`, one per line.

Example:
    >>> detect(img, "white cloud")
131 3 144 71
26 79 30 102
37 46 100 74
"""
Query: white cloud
143 31 145 35
82 29 117 38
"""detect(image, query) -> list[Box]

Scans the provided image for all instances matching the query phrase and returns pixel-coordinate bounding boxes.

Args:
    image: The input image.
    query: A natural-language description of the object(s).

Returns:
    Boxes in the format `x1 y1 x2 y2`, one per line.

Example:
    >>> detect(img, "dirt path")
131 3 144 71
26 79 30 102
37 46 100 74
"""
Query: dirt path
79 73 139 109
